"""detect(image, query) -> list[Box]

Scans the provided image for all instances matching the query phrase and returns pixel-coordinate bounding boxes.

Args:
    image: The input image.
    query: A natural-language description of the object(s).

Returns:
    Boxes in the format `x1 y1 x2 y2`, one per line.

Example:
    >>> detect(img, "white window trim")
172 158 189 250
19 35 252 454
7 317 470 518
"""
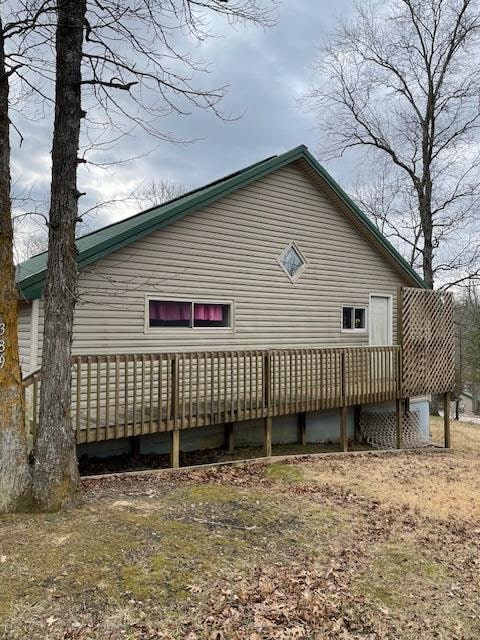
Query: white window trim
144 295 235 333
341 304 368 333
277 240 308 283
368 293 393 346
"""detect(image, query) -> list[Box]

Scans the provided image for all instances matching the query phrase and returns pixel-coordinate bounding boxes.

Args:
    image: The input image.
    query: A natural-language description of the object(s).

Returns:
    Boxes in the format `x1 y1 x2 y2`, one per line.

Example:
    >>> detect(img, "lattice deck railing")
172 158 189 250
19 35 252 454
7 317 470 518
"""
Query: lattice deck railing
399 287 455 397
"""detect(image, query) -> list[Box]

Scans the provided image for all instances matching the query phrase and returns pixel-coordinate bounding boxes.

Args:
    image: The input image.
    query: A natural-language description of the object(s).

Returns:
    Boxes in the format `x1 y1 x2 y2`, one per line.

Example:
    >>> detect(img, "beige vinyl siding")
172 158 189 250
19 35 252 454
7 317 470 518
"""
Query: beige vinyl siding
37 161 410 358
17 302 31 375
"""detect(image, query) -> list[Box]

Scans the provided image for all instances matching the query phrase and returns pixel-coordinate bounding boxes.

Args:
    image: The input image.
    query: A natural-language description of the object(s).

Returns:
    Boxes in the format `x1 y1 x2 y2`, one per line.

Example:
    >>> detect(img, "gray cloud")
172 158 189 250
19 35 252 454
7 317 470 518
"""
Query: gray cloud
12 0 357 251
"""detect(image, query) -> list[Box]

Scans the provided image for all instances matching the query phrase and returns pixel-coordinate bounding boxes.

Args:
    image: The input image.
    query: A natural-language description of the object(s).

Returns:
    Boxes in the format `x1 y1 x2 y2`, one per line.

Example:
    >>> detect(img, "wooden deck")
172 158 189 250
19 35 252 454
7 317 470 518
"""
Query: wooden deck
24 346 401 444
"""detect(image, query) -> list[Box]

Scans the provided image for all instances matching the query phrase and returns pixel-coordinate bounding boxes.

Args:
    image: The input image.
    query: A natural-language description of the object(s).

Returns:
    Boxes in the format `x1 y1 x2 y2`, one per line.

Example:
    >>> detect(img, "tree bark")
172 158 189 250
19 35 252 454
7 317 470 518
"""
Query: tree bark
420 202 434 290
420 97 435 291
0 15 31 513
0 14 31 513
418 174 439 413
32 0 86 511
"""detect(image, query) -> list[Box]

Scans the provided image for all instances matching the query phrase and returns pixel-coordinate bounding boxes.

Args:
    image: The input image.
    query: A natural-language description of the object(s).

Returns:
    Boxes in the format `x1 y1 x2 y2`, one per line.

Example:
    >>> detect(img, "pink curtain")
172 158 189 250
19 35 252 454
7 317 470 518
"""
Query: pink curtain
149 300 191 321
194 303 223 321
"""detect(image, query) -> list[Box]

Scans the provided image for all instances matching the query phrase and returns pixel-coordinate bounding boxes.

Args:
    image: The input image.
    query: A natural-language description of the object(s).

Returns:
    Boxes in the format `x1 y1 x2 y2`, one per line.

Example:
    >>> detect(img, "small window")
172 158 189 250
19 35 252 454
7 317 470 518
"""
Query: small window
278 241 307 281
148 299 232 330
342 305 367 332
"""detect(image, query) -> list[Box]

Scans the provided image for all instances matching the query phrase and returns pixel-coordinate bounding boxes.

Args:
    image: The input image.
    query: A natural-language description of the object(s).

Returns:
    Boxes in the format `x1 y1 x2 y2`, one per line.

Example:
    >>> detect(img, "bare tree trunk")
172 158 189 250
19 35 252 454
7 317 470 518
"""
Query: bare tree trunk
421 209 434 290
0 15 31 513
420 102 435 290
32 0 86 511
418 181 439 414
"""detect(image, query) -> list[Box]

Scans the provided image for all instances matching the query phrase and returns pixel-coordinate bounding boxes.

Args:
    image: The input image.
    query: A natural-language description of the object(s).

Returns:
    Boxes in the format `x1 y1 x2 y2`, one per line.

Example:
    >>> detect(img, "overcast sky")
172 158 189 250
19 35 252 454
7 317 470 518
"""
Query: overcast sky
12 0 356 250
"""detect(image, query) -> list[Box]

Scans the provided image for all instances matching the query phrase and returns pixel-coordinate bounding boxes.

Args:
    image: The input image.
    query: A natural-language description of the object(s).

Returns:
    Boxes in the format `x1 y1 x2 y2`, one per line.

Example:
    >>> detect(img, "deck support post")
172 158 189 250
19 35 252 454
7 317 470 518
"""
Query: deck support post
171 356 178 423
353 405 361 444
340 406 348 452
225 422 234 452
339 351 348 452
264 416 272 457
395 398 403 449
170 429 180 468
297 412 306 446
473 383 479 415
443 392 451 449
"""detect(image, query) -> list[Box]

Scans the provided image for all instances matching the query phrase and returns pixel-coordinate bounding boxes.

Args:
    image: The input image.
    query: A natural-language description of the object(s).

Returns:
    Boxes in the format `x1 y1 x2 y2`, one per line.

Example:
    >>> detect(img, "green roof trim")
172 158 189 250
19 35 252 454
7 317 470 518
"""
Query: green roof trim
16 144 425 299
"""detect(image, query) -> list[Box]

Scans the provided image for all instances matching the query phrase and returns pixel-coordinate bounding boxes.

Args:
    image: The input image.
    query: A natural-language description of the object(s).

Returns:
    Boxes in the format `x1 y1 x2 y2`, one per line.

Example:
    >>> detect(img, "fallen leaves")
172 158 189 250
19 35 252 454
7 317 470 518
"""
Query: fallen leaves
178 561 388 640
3 421 480 639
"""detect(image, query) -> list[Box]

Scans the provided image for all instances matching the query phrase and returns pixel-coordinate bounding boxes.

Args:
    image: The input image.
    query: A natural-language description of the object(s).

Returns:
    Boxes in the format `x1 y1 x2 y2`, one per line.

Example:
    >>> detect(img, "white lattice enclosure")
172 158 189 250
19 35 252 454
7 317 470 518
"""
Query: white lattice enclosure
360 410 429 449
399 287 455 397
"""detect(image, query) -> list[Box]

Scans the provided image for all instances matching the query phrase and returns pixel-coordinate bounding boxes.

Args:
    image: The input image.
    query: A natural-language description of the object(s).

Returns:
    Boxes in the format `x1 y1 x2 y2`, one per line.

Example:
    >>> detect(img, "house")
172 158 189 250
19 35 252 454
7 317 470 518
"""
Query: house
460 387 480 417
16 145 455 464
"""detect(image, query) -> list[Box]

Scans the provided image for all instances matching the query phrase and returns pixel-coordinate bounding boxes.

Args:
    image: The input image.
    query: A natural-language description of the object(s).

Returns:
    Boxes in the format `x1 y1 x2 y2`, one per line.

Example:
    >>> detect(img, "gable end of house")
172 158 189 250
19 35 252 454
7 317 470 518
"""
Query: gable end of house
16 145 425 299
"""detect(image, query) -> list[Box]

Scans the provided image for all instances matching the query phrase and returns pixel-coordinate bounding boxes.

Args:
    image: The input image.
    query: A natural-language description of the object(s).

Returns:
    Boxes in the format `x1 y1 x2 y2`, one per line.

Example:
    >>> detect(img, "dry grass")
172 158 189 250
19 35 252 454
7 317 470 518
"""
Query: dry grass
299 417 480 521
1 417 480 639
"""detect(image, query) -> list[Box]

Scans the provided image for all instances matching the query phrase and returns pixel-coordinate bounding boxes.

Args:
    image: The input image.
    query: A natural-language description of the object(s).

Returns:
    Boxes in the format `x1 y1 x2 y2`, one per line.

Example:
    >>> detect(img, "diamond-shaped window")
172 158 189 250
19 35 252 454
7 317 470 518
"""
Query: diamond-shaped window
278 242 307 281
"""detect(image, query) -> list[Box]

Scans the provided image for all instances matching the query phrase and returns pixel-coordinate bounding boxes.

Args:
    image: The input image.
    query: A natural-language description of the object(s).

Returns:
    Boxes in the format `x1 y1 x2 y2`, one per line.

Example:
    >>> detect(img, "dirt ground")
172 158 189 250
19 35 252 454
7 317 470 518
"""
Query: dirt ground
79 441 372 476
1 416 480 639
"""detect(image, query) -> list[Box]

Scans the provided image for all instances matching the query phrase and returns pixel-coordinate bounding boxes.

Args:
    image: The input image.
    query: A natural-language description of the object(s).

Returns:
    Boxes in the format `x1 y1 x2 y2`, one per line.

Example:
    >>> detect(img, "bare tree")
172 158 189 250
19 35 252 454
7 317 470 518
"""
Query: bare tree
14 229 47 261
13 198 112 262
0 8 33 513
458 285 480 385
304 0 480 289
3 0 273 509
30 0 85 510
12 180 185 262
134 179 188 210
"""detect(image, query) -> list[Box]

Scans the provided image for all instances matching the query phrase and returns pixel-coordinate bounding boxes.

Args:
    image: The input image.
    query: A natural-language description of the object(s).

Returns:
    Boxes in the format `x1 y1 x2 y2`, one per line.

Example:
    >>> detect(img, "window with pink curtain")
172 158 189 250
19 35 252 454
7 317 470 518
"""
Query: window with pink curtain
148 300 231 329
149 300 192 327
193 303 230 327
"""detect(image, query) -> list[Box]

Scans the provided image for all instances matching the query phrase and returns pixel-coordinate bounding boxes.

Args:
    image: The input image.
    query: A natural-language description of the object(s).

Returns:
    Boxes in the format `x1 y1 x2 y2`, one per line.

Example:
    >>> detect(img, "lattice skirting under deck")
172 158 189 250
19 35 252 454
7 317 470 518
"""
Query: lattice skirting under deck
360 410 429 449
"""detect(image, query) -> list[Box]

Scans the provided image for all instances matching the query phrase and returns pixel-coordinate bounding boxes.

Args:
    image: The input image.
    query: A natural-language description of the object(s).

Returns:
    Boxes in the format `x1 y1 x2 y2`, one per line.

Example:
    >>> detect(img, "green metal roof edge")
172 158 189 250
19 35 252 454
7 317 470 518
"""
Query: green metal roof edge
299 152 427 289
17 146 308 298
17 144 425 298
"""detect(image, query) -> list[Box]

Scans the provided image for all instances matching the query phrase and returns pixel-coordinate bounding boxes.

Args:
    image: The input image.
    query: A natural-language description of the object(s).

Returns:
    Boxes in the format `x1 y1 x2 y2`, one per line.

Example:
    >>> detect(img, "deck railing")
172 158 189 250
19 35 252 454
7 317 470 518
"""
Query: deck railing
24 345 401 444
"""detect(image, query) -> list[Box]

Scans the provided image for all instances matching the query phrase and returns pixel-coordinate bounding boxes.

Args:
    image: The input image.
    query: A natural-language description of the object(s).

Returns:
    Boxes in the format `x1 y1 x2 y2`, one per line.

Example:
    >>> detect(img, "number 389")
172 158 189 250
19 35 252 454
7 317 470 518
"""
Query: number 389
0 324 5 369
